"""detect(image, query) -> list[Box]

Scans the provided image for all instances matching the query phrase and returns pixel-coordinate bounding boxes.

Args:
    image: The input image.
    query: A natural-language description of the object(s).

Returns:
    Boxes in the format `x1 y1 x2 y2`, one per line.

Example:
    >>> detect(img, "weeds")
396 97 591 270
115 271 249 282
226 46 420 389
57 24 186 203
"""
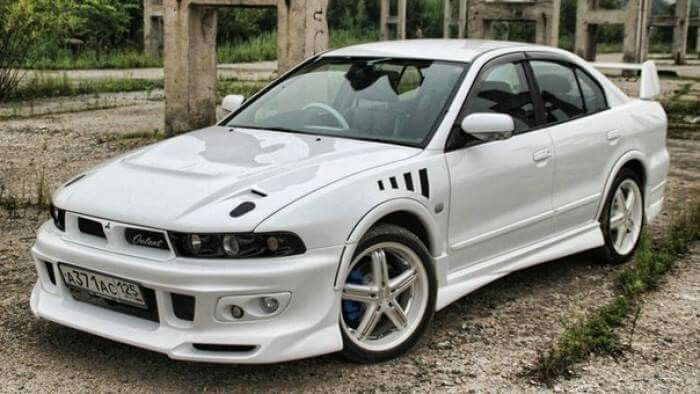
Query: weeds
4 74 163 102
527 200 700 383
26 48 162 70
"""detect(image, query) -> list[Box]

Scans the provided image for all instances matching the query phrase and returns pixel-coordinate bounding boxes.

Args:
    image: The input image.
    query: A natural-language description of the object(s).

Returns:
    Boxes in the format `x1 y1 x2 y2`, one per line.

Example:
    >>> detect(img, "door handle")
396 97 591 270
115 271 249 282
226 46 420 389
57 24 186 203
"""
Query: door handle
532 148 552 162
607 130 621 141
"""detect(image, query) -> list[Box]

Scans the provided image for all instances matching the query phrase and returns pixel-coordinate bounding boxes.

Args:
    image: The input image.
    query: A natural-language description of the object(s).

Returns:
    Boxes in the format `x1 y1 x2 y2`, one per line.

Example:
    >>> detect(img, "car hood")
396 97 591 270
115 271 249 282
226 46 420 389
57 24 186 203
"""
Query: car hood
54 126 420 232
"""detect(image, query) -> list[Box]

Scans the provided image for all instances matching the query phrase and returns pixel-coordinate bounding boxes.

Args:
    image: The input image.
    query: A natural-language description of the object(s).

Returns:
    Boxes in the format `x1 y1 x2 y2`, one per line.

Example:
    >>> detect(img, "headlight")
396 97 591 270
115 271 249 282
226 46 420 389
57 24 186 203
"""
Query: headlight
168 232 306 259
49 203 66 231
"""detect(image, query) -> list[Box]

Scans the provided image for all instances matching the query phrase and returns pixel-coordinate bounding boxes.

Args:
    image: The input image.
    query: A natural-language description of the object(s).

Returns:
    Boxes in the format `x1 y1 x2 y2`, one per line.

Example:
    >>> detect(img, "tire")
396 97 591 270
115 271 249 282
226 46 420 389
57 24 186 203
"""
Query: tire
596 168 645 264
339 224 436 363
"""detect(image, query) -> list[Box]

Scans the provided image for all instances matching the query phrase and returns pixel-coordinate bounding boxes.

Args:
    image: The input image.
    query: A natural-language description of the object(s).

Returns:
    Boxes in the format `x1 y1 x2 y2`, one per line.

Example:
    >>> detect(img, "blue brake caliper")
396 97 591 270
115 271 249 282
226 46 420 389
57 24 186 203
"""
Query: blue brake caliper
342 268 365 325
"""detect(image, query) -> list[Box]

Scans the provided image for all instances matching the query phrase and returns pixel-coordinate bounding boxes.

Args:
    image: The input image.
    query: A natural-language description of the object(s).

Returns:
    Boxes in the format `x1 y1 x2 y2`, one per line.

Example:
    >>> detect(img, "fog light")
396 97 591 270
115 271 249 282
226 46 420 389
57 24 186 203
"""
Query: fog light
259 297 279 314
230 305 244 319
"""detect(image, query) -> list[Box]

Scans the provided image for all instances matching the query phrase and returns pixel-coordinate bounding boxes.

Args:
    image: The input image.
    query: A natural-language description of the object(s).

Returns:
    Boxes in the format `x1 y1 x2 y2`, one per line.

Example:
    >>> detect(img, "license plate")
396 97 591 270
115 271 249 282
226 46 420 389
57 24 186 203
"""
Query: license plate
58 264 146 308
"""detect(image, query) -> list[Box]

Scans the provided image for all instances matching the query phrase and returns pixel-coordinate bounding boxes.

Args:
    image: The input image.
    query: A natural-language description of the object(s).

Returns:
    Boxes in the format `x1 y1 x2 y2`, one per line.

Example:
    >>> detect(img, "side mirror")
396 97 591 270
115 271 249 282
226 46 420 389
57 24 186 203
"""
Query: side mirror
222 94 245 113
460 113 515 142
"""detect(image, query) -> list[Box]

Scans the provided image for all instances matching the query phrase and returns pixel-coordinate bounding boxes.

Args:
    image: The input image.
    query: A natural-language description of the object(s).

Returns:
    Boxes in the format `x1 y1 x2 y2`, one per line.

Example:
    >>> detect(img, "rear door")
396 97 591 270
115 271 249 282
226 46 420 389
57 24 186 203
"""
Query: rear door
446 54 555 272
525 55 614 233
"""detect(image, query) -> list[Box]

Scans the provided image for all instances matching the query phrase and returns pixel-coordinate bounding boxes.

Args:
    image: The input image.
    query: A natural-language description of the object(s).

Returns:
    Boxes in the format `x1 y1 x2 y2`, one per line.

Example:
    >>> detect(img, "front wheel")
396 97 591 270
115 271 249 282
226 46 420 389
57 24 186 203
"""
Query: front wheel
597 168 645 264
339 224 436 363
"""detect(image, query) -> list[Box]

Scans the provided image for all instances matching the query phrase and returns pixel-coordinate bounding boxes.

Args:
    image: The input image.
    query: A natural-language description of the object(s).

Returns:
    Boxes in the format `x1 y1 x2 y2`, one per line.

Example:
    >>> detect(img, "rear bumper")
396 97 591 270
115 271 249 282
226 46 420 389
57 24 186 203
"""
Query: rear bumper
30 221 344 363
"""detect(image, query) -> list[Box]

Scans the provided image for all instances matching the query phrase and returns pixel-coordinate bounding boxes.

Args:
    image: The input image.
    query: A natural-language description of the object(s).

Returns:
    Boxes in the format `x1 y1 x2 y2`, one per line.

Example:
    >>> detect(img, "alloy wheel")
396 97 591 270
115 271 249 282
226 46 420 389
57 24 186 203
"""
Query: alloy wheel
340 242 429 352
609 179 644 256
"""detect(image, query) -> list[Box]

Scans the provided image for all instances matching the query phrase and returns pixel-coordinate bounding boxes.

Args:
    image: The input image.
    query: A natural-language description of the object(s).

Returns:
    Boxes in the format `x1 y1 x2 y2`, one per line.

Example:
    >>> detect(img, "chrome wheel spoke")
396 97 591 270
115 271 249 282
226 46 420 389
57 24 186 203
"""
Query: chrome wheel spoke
371 249 389 287
384 300 408 330
342 284 378 304
625 189 635 212
614 189 626 211
389 268 417 297
355 304 382 340
610 212 626 230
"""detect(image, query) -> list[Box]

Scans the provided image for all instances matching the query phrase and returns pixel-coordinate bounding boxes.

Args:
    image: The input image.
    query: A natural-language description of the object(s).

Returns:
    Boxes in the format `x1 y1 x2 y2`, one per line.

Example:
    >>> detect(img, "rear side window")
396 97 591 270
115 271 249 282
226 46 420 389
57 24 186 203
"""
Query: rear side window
530 61 585 124
462 62 536 133
575 69 607 114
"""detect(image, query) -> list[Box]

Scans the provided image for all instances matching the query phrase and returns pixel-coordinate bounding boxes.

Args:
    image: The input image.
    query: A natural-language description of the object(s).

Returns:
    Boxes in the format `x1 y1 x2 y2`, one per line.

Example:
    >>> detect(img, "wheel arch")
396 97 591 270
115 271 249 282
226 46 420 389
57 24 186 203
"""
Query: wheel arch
596 150 649 219
333 198 443 290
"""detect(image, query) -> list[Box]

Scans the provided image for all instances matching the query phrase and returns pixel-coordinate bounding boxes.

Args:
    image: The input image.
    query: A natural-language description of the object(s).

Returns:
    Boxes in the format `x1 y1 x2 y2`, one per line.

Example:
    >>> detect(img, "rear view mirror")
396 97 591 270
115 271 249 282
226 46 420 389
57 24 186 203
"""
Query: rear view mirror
222 95 245 113
460 113 515 142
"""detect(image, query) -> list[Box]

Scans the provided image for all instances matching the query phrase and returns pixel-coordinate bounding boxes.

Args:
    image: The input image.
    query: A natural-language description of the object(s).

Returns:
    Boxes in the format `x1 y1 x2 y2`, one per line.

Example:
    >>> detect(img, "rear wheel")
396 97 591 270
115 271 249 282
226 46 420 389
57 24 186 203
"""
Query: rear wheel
339 224 436 363
597 168 644 264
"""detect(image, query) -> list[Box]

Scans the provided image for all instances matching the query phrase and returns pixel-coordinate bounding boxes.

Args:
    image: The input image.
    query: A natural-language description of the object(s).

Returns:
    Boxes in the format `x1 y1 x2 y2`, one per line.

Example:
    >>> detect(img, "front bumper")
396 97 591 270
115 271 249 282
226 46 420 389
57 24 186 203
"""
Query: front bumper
30 221 344 363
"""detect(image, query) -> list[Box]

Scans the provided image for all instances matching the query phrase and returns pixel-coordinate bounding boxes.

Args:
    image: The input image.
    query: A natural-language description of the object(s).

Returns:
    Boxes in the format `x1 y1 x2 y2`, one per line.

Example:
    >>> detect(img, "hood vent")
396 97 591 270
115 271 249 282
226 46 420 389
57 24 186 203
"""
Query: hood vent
230 201 256 218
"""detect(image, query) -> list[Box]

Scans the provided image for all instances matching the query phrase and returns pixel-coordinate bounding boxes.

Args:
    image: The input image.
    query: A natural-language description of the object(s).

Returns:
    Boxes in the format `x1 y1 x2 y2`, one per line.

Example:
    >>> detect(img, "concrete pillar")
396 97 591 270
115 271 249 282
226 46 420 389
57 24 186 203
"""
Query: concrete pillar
277 0 329 73
380 0 406 40
672 0 691 65
163 1 218 136
443 0 467 38
467 1 559 46
144 0 164 57
575 0 650 63
162 0 328 135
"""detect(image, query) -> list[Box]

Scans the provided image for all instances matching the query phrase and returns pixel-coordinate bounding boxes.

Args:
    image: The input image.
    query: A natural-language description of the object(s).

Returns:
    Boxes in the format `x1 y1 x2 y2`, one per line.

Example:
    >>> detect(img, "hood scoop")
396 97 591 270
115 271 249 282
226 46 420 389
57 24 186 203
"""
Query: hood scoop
230 201 256 218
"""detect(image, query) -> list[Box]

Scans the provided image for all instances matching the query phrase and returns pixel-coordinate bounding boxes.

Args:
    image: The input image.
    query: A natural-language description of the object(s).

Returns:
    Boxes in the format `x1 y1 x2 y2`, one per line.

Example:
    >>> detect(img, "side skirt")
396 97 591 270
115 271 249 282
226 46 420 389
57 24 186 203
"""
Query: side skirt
435 222 604 311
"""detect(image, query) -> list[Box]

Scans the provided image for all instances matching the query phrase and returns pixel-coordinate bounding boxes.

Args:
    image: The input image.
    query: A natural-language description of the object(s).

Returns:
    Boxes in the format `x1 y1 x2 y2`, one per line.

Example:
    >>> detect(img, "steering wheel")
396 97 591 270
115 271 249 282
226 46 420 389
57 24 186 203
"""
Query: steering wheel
302 102 350 130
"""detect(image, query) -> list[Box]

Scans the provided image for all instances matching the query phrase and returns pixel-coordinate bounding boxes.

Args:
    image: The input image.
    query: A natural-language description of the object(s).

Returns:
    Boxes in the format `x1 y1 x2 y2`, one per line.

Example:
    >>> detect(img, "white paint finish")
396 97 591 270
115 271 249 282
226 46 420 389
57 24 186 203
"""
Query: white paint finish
54 126 420 233
32 40 670 364
445 128 555 271
460 113 515 141
548 110 616 233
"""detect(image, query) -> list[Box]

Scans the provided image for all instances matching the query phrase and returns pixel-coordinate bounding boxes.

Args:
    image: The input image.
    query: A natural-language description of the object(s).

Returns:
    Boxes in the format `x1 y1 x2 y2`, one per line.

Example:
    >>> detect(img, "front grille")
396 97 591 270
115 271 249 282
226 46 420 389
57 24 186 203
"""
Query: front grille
124 228 169 250
78 217 105 239
68 286 159 322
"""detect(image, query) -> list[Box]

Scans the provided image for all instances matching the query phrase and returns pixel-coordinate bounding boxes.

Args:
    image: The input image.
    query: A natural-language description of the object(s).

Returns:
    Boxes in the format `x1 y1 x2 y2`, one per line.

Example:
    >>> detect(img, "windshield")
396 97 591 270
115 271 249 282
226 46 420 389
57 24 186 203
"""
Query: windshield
225 57 468 147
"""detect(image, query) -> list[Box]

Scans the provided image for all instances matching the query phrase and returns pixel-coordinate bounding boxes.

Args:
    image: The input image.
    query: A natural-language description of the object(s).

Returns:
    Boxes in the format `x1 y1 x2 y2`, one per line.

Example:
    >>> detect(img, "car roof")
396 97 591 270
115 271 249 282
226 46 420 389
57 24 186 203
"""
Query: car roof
322 39 536 63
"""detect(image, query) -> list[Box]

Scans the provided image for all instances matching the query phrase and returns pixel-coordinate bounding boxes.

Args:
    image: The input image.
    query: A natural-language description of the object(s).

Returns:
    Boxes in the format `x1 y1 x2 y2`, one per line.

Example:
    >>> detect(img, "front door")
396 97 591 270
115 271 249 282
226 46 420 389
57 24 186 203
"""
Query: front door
446 56 555 272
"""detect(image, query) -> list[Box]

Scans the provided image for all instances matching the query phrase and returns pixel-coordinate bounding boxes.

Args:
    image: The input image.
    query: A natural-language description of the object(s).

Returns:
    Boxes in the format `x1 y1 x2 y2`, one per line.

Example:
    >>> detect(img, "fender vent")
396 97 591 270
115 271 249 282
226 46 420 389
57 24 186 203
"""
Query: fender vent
418 168 430 199
377 168 430 199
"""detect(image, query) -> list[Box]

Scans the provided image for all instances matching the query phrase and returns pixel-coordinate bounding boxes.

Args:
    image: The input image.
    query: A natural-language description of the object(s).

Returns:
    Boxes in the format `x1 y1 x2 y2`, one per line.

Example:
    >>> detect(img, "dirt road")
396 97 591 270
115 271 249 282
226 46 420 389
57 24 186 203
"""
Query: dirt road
0 92 698 392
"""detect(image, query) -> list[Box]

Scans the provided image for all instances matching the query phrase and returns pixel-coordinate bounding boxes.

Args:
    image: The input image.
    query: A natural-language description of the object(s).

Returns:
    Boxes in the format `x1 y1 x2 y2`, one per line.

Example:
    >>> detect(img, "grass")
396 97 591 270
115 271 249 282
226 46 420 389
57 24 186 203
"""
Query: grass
3 73 269 104
26 29 378 70
27 48 162 70
216 79 269 102
527 200 700 383
5 74 163 102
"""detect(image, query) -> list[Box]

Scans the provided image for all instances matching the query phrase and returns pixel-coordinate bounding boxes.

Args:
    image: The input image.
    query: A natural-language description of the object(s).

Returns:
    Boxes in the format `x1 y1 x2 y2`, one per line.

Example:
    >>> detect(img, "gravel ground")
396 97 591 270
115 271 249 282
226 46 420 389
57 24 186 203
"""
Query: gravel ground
0 85 699 392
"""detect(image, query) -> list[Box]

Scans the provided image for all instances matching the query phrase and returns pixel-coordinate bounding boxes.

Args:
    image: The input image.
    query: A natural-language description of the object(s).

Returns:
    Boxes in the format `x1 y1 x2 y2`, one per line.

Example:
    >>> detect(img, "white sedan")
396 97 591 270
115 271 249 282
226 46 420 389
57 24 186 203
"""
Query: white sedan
30 39 669 364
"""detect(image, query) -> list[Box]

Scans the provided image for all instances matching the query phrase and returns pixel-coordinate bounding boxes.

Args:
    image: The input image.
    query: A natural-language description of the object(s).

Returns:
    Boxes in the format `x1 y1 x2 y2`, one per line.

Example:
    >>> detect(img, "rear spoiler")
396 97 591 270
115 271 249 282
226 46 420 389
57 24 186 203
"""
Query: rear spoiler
592 61 661 101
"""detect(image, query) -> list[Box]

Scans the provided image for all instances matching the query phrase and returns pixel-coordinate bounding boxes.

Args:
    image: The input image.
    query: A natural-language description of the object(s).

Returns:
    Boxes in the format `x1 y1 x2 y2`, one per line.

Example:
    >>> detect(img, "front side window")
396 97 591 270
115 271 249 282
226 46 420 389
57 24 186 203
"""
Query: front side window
530 60 585 124
462 62 536 133
225 58 467 147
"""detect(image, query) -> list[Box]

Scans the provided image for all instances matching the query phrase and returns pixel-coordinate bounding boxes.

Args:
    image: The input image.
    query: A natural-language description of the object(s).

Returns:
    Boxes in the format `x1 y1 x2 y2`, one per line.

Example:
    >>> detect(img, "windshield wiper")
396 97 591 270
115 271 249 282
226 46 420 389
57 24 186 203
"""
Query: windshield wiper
231 124 304 134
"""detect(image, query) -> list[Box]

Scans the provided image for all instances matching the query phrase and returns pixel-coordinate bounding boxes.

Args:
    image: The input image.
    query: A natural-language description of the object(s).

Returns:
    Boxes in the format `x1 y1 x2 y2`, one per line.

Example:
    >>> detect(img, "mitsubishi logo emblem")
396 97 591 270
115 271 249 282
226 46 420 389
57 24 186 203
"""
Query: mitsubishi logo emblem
104 222 112 231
